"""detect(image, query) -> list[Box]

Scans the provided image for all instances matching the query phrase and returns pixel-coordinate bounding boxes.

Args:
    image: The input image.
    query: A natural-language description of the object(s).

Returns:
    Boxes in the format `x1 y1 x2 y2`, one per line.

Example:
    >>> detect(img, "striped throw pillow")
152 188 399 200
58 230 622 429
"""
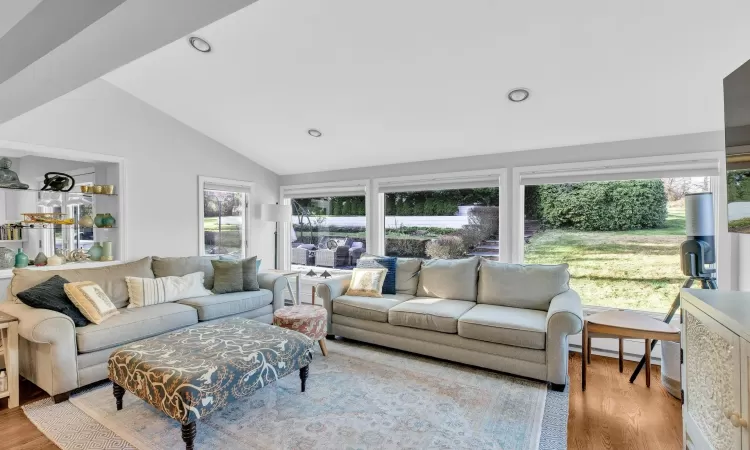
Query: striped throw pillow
126 272 212 308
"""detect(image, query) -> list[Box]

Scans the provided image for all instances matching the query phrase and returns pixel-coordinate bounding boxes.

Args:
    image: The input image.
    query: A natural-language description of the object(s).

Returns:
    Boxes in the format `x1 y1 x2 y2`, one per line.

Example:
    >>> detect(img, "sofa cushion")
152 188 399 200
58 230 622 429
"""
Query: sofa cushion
416 256 479 301
388 297 476 333
152 256 218 290
395 258 421 296
357 256 397 295
177 289 273 321
333 293 413 323
16 275 89 326
11 257 154 308
76 303 198 353
458 304 547 350
477 261 569 311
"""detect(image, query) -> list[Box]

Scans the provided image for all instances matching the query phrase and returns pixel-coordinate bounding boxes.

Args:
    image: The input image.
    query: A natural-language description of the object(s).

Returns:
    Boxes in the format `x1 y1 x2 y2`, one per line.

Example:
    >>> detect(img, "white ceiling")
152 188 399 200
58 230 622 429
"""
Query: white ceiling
104 0 750 175
0 0 259 124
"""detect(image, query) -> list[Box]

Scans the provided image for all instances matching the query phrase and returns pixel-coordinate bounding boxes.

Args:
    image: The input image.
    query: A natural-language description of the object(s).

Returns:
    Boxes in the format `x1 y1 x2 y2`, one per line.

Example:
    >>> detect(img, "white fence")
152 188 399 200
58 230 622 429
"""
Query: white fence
293 215 470 229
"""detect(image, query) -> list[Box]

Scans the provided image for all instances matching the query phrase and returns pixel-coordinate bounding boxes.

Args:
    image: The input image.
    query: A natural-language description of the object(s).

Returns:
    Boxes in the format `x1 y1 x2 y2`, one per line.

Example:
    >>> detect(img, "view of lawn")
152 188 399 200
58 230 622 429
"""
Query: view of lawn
524 206 686 313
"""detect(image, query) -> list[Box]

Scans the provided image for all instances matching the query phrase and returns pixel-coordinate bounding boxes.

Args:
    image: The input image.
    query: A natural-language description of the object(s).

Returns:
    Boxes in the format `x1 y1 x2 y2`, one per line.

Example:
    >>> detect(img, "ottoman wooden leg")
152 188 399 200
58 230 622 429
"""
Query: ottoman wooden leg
300 365 309 392
113 383 125 411
318 338 328 356
182 422 197 450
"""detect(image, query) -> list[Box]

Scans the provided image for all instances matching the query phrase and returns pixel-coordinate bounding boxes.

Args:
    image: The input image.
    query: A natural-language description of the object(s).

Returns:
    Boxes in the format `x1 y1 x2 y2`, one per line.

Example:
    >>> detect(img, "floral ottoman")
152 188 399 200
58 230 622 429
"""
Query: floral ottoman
108 317 314 450
273 304 329 356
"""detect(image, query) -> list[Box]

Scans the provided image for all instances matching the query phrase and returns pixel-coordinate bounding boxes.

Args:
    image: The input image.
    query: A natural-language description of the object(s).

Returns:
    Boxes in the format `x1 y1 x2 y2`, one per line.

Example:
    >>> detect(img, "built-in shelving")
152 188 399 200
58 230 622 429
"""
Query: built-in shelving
0 186 118 196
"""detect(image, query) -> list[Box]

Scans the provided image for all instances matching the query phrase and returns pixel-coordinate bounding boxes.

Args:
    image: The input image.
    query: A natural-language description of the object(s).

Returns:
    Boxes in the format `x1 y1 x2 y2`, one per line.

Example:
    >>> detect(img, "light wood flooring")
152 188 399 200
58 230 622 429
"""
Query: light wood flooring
0 353 682 450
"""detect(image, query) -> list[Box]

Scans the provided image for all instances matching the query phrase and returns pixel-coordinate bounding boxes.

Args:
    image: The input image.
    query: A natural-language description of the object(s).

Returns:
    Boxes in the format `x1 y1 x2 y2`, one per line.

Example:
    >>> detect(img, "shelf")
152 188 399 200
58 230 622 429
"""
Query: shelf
22 225 117 230
0 240 25 243
0 186 117 196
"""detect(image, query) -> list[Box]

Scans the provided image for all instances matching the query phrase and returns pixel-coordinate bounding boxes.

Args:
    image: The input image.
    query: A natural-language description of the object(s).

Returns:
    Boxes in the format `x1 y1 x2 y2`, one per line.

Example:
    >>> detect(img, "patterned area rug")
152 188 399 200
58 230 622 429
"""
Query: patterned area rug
24 339 568 449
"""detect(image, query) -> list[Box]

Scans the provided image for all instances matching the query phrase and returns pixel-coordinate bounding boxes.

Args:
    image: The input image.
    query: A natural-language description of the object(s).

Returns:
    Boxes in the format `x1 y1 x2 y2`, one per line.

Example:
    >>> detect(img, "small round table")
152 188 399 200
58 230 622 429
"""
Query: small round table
582 310 680 391
273 305 329 356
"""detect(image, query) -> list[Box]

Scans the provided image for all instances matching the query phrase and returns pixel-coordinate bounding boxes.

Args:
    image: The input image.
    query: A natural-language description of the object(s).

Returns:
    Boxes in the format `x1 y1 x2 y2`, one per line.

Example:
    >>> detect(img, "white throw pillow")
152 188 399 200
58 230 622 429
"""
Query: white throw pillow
126 272 213 308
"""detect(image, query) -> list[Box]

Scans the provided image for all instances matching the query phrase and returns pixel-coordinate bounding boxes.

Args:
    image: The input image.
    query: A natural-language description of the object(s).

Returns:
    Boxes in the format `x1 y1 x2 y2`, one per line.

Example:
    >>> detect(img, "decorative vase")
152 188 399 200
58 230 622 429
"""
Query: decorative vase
88 242 103 261
101 241 113 261
34 252 47 266
47 254 63 266
14 249 28 268
0 247 14 269
94 214 105 228
79 215 94 228
101 213 116 228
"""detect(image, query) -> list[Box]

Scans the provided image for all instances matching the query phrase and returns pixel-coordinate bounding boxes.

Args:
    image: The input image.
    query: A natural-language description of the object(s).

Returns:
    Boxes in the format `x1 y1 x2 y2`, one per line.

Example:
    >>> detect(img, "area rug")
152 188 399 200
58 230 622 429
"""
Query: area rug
23 339 568 450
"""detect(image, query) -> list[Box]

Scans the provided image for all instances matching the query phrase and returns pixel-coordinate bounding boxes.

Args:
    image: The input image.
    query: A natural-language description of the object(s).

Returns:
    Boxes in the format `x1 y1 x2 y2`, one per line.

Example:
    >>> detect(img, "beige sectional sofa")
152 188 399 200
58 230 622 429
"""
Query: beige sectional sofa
316 256 583 390
0 256 288 400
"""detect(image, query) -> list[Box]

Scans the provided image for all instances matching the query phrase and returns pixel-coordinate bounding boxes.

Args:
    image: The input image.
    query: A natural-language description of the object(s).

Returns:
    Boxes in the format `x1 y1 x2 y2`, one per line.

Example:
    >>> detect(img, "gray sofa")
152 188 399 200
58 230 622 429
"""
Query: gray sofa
316 256 583 389
0 256 288 401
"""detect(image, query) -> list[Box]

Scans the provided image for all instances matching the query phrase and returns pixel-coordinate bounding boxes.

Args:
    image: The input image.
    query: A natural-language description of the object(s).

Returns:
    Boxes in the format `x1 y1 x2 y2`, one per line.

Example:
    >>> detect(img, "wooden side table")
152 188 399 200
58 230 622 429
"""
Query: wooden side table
582 310 680 391
0 311 19 408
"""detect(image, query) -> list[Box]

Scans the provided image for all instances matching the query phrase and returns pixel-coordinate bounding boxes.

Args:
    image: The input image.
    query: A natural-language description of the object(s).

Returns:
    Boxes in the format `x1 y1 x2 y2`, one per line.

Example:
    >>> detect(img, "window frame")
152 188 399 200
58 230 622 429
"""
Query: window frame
279 180 369 271
197 176 255 258
373 169 509 261
512 151 725 312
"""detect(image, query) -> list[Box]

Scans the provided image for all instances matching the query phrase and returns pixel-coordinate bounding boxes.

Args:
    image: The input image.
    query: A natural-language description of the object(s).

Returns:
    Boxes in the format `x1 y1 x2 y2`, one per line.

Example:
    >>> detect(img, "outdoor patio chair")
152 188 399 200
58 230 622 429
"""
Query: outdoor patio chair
349 241 366 265
292 244 316 266
315 246 350 268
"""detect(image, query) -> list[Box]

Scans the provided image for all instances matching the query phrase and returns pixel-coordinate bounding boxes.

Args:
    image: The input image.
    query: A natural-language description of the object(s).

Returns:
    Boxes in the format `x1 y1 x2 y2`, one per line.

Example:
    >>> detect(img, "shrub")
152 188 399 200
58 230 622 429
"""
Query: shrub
539 180 667 231
467 206 498 240
385 237 430 258
426 235 467 259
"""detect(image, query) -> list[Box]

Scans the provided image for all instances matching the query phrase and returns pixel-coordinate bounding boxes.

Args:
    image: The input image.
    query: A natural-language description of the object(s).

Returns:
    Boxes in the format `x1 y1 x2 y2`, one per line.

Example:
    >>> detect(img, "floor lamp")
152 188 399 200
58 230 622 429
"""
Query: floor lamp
260 203 292 269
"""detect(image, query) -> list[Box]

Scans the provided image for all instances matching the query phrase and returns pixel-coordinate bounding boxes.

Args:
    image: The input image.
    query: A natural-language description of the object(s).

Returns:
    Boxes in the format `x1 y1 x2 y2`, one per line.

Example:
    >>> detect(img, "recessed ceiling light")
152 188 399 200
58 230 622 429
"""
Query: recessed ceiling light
507 88 530 103
308 129 322 138
188 36 211 53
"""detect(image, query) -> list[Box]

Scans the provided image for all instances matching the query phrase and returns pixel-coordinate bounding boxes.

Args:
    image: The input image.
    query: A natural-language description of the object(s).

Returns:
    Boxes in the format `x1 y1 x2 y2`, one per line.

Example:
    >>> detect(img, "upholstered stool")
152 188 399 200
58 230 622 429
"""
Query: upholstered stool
273 305 329 356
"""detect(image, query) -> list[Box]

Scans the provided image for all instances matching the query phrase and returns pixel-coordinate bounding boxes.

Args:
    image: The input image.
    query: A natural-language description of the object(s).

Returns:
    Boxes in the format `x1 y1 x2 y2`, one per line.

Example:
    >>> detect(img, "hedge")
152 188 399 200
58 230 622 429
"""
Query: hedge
538 180 667 231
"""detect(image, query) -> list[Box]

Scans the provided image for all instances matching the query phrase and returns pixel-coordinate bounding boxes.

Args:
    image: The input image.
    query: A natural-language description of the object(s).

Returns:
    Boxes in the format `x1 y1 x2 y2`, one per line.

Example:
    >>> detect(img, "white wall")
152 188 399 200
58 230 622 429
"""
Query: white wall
0 79 279 263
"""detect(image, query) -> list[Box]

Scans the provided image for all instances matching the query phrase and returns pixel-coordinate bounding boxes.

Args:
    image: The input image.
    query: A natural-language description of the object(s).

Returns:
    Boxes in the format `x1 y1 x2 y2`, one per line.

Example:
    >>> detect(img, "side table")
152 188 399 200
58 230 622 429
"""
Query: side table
582 310 680 391
263 269 301 305
0 311 19 408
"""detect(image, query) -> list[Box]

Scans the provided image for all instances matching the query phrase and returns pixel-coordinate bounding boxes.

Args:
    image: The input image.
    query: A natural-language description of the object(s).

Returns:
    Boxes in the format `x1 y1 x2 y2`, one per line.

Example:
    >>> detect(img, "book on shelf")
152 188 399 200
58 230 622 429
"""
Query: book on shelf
0 223 23 241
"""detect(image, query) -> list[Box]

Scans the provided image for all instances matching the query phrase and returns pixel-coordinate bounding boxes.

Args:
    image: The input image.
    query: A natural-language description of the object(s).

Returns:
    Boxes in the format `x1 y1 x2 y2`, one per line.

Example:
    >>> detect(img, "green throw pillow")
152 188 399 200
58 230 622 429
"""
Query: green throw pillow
211 260 244 294
243 256 259 291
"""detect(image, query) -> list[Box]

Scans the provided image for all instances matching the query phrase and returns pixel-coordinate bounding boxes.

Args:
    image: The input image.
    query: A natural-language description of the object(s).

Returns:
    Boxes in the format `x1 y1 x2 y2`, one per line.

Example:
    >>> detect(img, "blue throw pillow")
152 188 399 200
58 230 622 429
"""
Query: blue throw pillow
357 256 397 295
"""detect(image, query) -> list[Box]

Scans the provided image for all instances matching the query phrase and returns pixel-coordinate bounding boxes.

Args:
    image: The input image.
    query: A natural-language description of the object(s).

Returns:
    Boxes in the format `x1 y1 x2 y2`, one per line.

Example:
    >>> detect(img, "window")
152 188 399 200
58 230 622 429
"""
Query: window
383 188 500 260
290 195 366 270
199 177 253 259
202 189 247 257
523 177 712 313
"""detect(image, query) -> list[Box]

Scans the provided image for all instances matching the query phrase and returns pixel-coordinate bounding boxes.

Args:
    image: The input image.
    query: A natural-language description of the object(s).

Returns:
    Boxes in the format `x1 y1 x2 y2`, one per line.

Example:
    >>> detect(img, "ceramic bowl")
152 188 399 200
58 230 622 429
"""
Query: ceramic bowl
80 185 91 193
92 185 103 194
102 185 115 195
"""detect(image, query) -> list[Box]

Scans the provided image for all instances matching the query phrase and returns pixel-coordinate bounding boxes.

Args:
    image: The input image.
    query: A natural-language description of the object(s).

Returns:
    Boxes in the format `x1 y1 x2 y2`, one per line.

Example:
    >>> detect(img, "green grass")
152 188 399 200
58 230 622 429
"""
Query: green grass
524 207 686 313
204 217 240 232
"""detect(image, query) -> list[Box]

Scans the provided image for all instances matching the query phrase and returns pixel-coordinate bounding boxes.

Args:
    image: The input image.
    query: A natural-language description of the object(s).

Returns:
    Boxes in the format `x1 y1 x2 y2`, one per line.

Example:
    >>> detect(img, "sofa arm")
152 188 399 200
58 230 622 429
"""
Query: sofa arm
545 289 584 386
258 272 288 311
315 276 351 333
0 301 79 395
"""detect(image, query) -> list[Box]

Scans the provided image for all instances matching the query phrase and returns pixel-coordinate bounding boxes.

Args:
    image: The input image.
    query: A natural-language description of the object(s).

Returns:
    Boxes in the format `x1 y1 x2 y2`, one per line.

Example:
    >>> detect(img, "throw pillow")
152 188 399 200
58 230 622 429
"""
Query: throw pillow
64 281 119 325
242 256 260 291
211 260 244 294
345 268 388 298
357 256 396 295
16 275 89 327
126 272 213 308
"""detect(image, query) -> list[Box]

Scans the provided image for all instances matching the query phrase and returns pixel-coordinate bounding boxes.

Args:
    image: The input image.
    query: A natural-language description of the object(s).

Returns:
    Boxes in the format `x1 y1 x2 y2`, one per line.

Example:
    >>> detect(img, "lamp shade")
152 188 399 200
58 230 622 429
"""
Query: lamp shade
260 203 292 223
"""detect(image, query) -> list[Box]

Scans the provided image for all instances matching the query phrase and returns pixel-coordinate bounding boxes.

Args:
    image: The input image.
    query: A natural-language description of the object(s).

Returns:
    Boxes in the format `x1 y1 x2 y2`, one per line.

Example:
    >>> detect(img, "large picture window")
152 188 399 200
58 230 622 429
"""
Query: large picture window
290 195 366 270
383 188 499 260
523 177 712 313
202 189 247 258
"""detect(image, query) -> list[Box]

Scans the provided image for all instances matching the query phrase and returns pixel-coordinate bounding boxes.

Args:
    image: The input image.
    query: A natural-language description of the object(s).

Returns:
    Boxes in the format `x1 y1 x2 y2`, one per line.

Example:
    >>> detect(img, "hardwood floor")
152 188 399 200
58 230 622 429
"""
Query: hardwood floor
0 353 682 450
568 352 682 450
